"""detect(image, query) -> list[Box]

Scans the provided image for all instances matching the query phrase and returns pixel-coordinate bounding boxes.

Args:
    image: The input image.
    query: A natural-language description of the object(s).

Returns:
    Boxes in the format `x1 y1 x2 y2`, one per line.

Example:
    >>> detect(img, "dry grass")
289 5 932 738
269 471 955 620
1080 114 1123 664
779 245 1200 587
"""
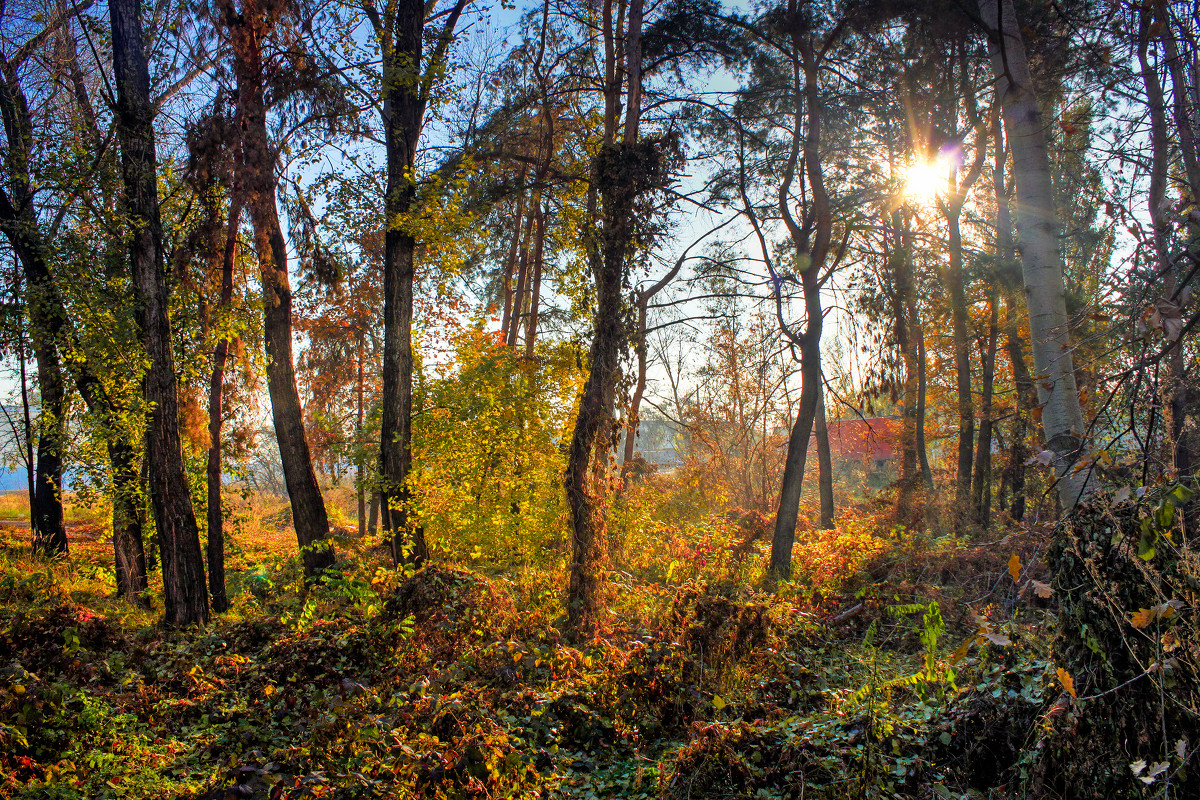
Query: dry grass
0 491 30 521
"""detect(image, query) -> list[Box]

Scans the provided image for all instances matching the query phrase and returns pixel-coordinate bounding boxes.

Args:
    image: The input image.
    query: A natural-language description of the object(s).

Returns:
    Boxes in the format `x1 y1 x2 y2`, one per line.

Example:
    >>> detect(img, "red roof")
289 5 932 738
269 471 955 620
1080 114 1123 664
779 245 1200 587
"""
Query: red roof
819 417 899 462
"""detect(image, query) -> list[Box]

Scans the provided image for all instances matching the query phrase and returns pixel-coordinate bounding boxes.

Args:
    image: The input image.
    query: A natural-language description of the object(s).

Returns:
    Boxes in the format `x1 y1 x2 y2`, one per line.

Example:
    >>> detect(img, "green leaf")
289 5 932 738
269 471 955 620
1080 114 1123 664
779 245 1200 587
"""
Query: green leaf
1167 484 1195 504
1137 534 1156 561
1156 500 1176 530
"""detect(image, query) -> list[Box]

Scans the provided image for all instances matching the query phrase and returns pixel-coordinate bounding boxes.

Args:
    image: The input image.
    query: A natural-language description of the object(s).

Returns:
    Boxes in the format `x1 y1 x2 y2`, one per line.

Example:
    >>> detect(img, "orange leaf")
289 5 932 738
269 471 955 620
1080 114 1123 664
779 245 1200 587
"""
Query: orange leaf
1130 608 1156 628
1057 667 1077 698
950 635 977 663
1008 552 1022 584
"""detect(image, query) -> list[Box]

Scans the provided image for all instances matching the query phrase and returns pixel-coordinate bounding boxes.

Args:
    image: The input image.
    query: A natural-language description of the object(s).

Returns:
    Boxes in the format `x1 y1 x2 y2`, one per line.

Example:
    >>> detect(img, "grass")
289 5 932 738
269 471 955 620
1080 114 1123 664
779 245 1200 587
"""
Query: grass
0 485 1186 799
0 492 30 521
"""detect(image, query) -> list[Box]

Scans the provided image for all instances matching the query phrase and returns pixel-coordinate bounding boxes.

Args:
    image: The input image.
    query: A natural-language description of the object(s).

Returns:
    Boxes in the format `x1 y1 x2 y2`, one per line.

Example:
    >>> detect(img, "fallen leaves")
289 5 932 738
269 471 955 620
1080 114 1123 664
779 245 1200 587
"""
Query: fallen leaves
1129 600 1183 629
1056 667 1076 699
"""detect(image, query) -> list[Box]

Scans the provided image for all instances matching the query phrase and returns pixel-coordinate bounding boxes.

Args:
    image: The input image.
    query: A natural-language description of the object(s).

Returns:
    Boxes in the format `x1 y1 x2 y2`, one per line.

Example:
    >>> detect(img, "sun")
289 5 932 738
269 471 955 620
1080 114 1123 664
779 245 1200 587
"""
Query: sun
902 159 946 205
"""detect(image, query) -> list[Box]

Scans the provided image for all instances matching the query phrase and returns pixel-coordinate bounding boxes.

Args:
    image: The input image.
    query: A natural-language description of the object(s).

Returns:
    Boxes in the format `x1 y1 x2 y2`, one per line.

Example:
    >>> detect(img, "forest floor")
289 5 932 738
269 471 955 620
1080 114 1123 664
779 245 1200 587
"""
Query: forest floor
0 493 1169 799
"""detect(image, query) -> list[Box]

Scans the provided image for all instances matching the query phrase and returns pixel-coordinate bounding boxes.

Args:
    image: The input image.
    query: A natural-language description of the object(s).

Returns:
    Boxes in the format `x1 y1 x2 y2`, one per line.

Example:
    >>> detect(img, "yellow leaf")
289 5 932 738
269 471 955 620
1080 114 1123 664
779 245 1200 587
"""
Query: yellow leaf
1130 608 1155 628
950 635 977 663
1057 667 1077 698
713 695 727 711
1008 552 1022 584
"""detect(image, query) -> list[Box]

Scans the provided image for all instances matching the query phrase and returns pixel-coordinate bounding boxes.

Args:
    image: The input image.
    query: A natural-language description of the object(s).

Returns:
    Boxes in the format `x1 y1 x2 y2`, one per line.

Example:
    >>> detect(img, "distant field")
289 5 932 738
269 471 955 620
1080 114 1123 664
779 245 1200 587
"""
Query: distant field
0 490 30 521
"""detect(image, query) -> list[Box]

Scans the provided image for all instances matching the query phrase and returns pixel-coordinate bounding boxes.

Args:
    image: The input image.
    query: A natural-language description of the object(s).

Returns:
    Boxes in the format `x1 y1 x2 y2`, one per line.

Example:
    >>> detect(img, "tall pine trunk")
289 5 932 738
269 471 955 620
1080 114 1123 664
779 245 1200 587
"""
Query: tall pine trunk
946 206 974 518
566 0 655 629
972 292 999 527
206 196 241 612
769 267 823 578
1159 6 1200 476
979 0 1091 508
379 0 429 566
227 1 334 578
0 64 68 557
110 0 209 625
815 383 835 529
1140 9 1191 478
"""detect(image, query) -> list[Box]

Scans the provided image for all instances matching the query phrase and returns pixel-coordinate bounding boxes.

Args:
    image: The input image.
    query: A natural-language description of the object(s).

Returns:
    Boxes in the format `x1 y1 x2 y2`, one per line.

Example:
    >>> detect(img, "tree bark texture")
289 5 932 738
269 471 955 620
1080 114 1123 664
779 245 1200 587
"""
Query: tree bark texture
972 292 999 527
0 60 68 557
1140 10 1192 478
769 267 823 579
815 385 835 529
566 143 636 632
1004 297 1034 521
226 0 335 578
769 40 832 581
206 196 242 612
1159 7 1200 477
979 0 1091 509
946 206 974 518
380 0 429 566
110 0 209 625
108 439 149 602
523 202 545 358
621 295 649 482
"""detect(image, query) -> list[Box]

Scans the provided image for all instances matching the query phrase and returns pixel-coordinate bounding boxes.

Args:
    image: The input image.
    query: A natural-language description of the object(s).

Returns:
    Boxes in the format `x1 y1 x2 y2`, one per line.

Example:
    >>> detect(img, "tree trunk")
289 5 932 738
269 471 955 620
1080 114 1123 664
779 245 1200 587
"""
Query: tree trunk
499 182 527 337
109 439 149 602
769 42 832 581
946 205 974 519
356 333 366 538
890 210 920 513
972 291 999 527
979 0 1091 508
815 384 835 529
247 192 334 576
523 201 545 358
769 268 823 579
17 328 36 541
227 3 335 578
975 116 1008 527
507 203 536 348
0 66 68 558
110 0 209 625
206 196 241 612
566 145 631 632
1004 296 1034 520
1159 8 1200 477
621 296 649 483
30 317 67 558
1140 10 1189 478
914 317 933 490
565 0 643 633
379 0 438 566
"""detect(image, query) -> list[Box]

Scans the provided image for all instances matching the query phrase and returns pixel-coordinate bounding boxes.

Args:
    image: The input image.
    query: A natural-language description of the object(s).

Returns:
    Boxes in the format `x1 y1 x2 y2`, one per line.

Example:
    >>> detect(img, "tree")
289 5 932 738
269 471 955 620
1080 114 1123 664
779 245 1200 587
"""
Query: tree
0 9 69 557
564 0 683 632
365 0 473 565
217 0 345 578
110 0 209 625
718 1 857 582
977 0 1092 509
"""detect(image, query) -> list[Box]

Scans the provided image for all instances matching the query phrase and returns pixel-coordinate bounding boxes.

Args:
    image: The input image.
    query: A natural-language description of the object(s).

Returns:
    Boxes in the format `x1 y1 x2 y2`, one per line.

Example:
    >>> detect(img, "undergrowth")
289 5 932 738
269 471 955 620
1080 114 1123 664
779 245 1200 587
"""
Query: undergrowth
0 489 1195 799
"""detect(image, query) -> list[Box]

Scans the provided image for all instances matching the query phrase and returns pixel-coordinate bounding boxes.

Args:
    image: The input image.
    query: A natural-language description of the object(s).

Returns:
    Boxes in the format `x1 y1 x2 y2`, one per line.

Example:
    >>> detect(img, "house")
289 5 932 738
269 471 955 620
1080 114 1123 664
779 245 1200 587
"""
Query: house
821 416 899 467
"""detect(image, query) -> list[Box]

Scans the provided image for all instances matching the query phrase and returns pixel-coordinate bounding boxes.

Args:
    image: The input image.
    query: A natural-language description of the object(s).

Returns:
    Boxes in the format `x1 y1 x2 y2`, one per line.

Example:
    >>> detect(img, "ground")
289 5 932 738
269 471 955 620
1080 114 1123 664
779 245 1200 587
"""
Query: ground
0 491 1193 799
